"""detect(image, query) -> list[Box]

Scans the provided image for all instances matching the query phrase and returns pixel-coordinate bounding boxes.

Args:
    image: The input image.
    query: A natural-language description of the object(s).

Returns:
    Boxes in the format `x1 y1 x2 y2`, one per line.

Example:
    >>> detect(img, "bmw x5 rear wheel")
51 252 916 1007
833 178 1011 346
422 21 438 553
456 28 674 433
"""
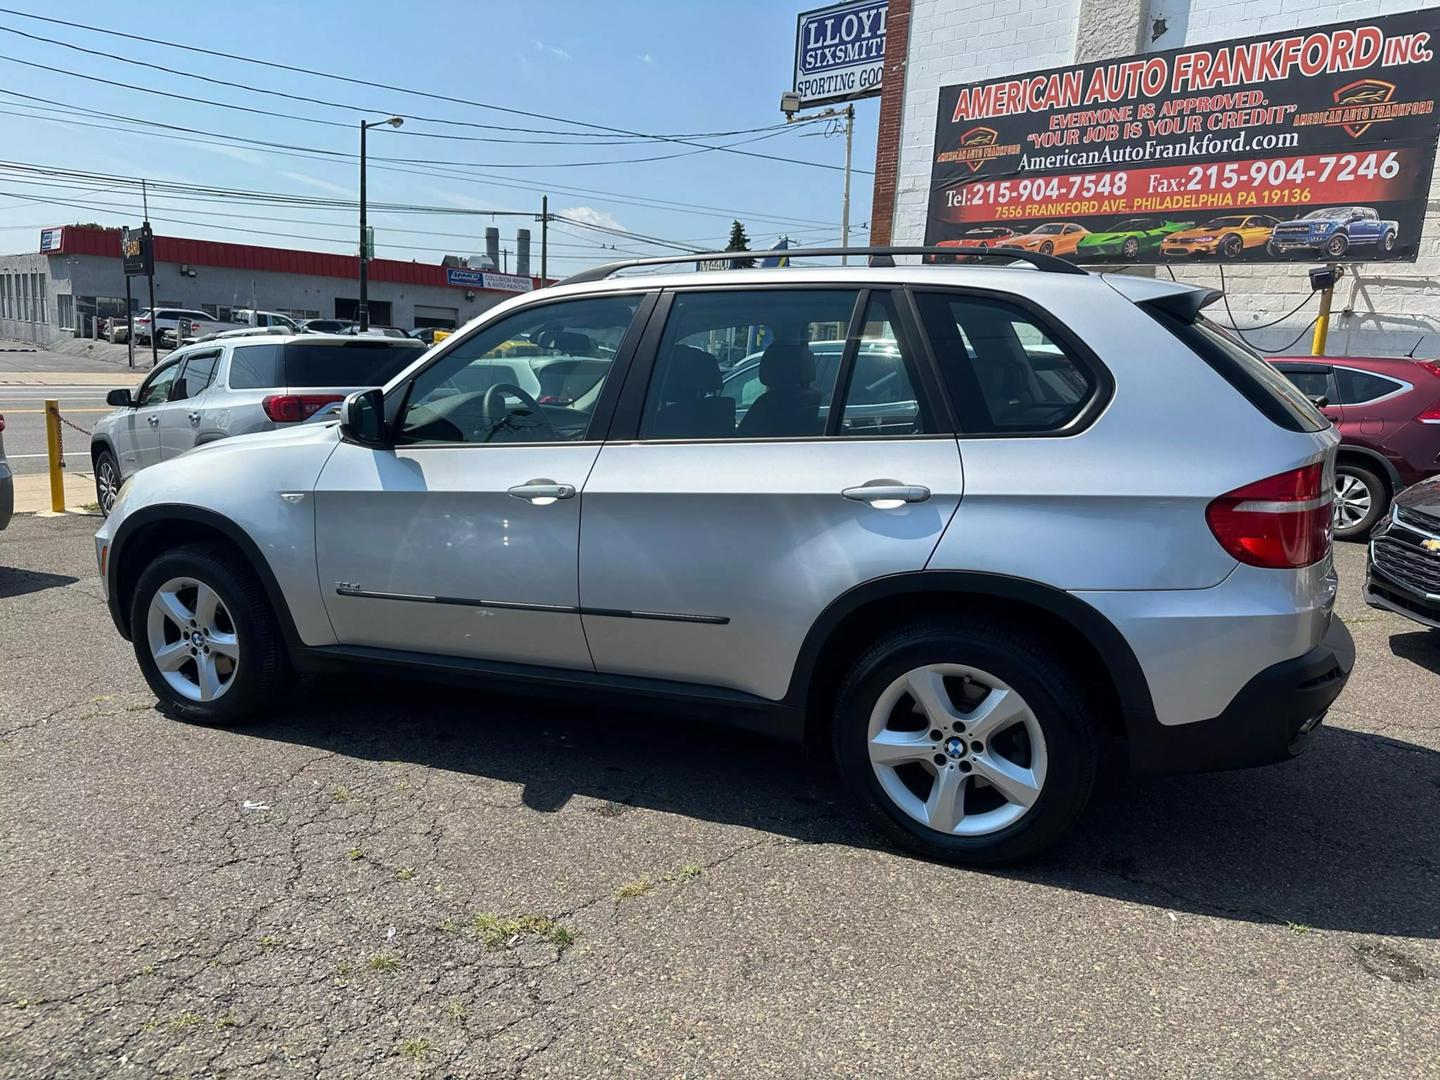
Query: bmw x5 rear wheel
833 619 1097 865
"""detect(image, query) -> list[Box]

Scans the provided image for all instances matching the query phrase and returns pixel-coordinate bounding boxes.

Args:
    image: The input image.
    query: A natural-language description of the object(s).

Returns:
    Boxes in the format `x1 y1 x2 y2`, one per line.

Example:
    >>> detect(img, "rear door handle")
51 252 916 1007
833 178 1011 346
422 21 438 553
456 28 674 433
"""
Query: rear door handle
842 480 931 506
507 478 577 503
147 415 160 427
188 412 201 425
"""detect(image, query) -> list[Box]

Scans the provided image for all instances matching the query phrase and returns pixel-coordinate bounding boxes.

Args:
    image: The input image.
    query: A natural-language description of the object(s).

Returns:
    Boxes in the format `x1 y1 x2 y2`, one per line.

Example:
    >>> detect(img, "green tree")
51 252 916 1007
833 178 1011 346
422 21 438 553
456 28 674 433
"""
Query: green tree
725 220 755 269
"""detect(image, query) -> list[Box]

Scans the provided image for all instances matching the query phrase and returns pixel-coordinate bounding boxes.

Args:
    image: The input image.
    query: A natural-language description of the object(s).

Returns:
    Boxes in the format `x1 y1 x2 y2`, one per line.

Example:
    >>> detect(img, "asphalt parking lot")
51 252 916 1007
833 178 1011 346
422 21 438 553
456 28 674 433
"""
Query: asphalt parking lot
1 514 1437 1079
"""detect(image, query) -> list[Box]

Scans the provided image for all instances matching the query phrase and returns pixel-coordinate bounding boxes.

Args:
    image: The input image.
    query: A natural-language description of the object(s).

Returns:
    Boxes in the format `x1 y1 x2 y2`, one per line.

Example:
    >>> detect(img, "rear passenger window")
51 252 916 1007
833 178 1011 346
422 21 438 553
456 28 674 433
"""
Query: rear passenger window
228 344 282 389
1277 366 1332 402
915 293 1095 433
180 352 220 393
1336 367 1403 405
642 289 857 440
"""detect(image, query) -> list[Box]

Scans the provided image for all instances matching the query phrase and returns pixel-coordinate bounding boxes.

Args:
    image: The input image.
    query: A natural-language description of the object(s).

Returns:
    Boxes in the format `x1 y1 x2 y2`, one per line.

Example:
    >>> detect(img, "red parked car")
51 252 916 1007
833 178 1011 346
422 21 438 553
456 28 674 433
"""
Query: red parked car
1270 354 1440 538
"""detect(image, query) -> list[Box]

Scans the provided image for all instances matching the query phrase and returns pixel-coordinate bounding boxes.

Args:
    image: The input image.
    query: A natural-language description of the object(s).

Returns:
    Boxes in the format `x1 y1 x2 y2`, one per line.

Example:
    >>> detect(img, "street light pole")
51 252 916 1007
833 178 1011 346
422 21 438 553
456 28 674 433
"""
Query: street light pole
358 115 403 332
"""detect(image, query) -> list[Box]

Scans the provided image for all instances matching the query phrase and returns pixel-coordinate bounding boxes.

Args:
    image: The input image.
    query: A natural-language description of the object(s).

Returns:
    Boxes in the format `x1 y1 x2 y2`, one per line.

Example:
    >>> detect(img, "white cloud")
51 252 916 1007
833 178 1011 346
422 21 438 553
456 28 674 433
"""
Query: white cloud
280 171 352 196
191 142 265 165
533 39 572 60
638 53 654 64
557 205 624 232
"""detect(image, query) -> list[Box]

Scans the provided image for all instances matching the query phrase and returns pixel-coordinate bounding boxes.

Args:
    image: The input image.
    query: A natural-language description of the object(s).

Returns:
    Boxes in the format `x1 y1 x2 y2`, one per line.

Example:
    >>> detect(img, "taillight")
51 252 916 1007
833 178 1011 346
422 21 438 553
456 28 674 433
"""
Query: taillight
1415 360 1440 380
1418 403 1440 424
1205 462 1332 569
261 394 343 423
0 414 6 432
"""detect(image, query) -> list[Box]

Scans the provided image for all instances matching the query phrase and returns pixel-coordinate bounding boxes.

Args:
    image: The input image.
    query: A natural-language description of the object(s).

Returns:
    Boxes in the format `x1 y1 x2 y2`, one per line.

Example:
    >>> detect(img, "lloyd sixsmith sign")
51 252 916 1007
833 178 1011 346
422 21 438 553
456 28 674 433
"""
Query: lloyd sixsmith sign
924 8 1440 265
793 0 887 108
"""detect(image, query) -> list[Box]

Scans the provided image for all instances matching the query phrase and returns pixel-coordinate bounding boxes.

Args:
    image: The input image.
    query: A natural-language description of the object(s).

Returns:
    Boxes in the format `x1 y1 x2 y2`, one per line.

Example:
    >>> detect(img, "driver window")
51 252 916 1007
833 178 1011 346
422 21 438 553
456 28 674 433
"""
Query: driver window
136 359 183 407
397 295 641 445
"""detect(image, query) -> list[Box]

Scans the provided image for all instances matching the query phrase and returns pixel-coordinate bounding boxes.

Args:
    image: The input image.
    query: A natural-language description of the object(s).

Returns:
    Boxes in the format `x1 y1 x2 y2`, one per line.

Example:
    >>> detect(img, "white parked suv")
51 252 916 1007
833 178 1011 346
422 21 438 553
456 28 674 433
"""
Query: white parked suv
89 334 424 514
94 248 1354 864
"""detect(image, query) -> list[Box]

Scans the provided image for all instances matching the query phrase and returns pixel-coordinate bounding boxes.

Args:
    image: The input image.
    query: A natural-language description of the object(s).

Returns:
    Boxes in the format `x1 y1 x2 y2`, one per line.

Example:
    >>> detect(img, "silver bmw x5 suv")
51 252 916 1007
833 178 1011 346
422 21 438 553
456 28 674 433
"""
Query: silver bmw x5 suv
94 248 1354 864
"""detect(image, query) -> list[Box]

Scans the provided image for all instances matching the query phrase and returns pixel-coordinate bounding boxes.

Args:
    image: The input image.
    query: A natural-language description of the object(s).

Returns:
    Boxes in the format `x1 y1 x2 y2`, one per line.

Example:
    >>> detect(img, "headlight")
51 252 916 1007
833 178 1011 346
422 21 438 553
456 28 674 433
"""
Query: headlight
1193 235 1215 242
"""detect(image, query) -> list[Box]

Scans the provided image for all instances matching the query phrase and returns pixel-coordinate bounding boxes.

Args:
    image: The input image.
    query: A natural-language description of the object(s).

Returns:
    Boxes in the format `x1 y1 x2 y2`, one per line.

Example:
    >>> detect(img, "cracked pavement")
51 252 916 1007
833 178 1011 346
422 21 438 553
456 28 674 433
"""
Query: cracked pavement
1 514 1437 1079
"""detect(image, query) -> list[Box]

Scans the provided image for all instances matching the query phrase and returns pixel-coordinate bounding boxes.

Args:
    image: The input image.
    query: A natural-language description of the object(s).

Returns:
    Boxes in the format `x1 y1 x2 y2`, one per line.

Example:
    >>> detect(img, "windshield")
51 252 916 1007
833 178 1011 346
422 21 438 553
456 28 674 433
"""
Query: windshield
1303 208 1349 220
1112 219 1156 231
966 228 1011 238
1207 217 1248 228
1030 224 1063 235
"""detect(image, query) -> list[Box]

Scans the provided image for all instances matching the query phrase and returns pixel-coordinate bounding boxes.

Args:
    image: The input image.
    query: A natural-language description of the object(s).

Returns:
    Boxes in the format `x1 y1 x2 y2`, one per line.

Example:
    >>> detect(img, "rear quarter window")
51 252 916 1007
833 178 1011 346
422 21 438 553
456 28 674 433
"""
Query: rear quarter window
282 342 421 387
1147 310 1328 433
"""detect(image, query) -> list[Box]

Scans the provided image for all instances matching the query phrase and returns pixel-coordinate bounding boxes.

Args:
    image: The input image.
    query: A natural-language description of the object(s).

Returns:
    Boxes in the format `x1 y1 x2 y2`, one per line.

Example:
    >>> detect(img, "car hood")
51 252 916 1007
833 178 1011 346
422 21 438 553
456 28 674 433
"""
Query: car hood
1079 231 1133 244
1167 227 1221 241
183 419 341 459
1394 474 1440 522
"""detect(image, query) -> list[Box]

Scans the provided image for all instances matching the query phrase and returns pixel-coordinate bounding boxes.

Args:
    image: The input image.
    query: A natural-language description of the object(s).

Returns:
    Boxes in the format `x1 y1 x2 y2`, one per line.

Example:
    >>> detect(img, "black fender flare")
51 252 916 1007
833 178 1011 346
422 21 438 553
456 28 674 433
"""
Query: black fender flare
783 569 1157 729
106 503 302 648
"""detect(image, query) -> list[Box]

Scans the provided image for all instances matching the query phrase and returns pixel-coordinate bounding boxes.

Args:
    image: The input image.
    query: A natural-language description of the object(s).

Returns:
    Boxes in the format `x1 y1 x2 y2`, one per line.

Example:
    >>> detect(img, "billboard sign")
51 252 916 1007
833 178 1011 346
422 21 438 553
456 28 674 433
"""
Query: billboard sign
444 267 533 293
120 225 154 277
794 0 887 108
924 9 1440 264
38 227 63 253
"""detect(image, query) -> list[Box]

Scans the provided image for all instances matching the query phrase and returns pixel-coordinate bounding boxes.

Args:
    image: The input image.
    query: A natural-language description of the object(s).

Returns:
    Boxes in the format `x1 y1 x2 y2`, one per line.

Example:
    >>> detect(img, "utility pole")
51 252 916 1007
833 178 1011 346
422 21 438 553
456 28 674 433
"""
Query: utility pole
359 116 404 332
777 94 857 264
540 195 549 285
501 247 510 275
143 179 157 366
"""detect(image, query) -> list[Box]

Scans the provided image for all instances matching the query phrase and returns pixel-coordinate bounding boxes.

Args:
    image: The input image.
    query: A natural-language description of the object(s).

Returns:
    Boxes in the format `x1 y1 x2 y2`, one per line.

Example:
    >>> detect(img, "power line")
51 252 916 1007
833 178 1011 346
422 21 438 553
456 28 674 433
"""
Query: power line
0 94 840 231
0 21 800 145
0 7 871 174
0 51 818 169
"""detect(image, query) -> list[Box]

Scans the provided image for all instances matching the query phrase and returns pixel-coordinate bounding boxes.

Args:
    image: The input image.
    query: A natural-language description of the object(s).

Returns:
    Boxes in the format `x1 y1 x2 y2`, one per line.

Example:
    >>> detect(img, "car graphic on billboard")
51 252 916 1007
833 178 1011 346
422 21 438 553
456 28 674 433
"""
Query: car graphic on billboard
1160 215 1282 259
1266 206 1400 258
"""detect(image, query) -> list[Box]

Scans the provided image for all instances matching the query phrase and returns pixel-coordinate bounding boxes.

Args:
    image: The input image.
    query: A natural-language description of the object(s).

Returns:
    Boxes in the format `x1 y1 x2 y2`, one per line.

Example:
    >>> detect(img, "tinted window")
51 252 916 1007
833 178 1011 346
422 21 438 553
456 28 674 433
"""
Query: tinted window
837 295 928 437
1277 366 1332 401
136 359 182 406
282 342 421 386
915 292 1095 433
642 289 858 440
180 351 220 394
398 294 640 444
227 344 282 389
1336 367 1403 405
1147 310 1328 433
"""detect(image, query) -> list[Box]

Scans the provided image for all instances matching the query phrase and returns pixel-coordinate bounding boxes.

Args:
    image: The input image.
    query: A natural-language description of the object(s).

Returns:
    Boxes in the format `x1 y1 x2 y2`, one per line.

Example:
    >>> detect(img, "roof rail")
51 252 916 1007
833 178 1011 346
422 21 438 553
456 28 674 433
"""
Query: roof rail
558 245 1088 285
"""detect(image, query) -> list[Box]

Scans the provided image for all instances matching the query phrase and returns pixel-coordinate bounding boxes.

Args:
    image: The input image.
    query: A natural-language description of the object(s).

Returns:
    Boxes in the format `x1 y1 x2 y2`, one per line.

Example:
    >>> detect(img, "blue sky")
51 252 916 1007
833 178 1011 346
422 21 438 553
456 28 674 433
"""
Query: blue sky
0 0 878 271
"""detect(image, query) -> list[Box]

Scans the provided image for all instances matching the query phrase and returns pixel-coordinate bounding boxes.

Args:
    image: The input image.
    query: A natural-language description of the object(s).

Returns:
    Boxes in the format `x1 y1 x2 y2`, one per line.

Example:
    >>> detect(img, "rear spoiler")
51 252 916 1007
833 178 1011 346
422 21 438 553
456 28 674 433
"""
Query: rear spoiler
1101 274 1223 321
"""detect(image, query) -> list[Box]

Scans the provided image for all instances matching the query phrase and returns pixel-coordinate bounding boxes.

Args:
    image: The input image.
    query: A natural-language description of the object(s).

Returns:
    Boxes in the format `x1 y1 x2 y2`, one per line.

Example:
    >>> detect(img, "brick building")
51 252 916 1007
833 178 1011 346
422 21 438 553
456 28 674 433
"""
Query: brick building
869 0 1440 356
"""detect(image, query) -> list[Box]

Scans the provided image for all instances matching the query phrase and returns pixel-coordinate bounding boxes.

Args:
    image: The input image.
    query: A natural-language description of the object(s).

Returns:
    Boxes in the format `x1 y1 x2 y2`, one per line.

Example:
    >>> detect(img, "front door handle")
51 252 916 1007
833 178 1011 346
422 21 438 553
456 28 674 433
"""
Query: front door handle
842 480 931 506
147 415 160 427
507 478 577 503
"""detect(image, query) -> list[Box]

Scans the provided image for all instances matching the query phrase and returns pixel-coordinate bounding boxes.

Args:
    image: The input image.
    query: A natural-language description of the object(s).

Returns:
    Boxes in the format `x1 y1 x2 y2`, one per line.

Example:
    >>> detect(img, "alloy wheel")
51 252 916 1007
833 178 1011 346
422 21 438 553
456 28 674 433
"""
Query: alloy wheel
145 576 239 702
97 459 118 515
867 664 1048 837
1334 474 1373 531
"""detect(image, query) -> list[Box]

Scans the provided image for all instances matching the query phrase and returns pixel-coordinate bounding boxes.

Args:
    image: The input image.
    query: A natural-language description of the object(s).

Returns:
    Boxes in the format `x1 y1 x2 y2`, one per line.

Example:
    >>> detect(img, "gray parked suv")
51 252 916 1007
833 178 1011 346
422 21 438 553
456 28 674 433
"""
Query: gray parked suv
90 334 424 514
94 248 1355 864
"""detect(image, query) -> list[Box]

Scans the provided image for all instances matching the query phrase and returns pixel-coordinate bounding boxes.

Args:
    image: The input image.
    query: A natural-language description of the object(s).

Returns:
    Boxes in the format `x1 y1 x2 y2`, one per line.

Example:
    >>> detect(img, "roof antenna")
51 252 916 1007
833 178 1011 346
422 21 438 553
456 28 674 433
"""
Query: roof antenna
1406 335 1425 358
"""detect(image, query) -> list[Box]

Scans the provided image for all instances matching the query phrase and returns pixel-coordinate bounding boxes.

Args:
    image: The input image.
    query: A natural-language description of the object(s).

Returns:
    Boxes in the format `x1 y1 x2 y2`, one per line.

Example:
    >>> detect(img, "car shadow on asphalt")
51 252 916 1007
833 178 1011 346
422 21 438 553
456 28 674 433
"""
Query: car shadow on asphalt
1388 630 1440 676
247 675 1439 941
0 566 80 599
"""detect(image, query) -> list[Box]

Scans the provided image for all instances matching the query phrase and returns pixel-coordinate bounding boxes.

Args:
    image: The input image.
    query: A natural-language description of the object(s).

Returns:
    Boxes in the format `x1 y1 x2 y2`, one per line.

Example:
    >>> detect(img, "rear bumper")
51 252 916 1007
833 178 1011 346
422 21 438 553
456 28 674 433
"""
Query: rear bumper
1128 615 1354 773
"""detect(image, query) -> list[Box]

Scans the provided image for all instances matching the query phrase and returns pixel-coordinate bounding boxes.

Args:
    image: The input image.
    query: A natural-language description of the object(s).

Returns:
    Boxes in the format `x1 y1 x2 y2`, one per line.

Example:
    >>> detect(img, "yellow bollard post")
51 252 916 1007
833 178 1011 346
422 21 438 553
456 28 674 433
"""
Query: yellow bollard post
44 398 65 513
1310 282 1334 357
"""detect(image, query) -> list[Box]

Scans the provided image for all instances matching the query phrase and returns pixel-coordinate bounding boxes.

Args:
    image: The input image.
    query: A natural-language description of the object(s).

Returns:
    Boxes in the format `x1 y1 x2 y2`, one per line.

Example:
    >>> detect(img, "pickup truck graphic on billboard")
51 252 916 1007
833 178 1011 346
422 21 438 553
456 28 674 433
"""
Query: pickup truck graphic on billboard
924 9 1440 264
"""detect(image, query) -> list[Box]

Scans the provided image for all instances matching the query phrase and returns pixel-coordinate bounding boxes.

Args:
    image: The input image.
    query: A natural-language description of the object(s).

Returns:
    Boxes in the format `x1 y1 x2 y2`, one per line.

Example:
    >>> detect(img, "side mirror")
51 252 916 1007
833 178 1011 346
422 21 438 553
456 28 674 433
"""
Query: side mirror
340 387 387 446
1308 394 1329 409
106 388 134 407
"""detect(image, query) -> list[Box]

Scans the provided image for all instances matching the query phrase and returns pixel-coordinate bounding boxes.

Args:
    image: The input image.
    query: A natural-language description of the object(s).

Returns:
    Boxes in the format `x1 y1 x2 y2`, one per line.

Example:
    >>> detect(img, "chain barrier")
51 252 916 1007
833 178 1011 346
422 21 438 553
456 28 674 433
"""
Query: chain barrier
53 409 93 472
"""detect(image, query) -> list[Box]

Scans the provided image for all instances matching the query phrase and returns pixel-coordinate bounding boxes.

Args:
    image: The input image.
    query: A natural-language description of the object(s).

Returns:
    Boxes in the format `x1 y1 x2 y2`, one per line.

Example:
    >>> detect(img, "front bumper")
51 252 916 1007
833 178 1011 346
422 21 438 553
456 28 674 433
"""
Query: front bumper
1127 616 1354 774
1269 236 1324 252
1159 241 1215 256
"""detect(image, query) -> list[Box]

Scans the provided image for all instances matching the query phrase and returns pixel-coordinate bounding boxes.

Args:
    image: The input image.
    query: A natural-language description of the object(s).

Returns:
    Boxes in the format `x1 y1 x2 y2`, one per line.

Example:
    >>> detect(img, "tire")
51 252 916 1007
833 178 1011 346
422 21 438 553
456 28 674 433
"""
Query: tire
1333 464 1386 540
1120 237 1140 259
1266 240 1283 257
1039 241 1054 255
129 544 291 725
1326 233 1349 257
94 449 120 518
1219 234 1244 259
832 618 1097 866
1381 230 1397 254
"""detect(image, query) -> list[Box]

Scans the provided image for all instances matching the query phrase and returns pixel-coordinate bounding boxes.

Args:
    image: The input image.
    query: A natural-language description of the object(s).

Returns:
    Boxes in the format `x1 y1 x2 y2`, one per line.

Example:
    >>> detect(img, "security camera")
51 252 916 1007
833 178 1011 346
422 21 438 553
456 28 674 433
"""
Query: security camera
779 91 802 116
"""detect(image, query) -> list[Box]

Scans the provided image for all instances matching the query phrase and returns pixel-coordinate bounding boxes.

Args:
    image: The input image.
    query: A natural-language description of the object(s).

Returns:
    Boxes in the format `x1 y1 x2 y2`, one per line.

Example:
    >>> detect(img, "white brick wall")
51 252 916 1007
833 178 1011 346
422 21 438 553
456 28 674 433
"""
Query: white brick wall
892 0 1440 356
891 0 1083 249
